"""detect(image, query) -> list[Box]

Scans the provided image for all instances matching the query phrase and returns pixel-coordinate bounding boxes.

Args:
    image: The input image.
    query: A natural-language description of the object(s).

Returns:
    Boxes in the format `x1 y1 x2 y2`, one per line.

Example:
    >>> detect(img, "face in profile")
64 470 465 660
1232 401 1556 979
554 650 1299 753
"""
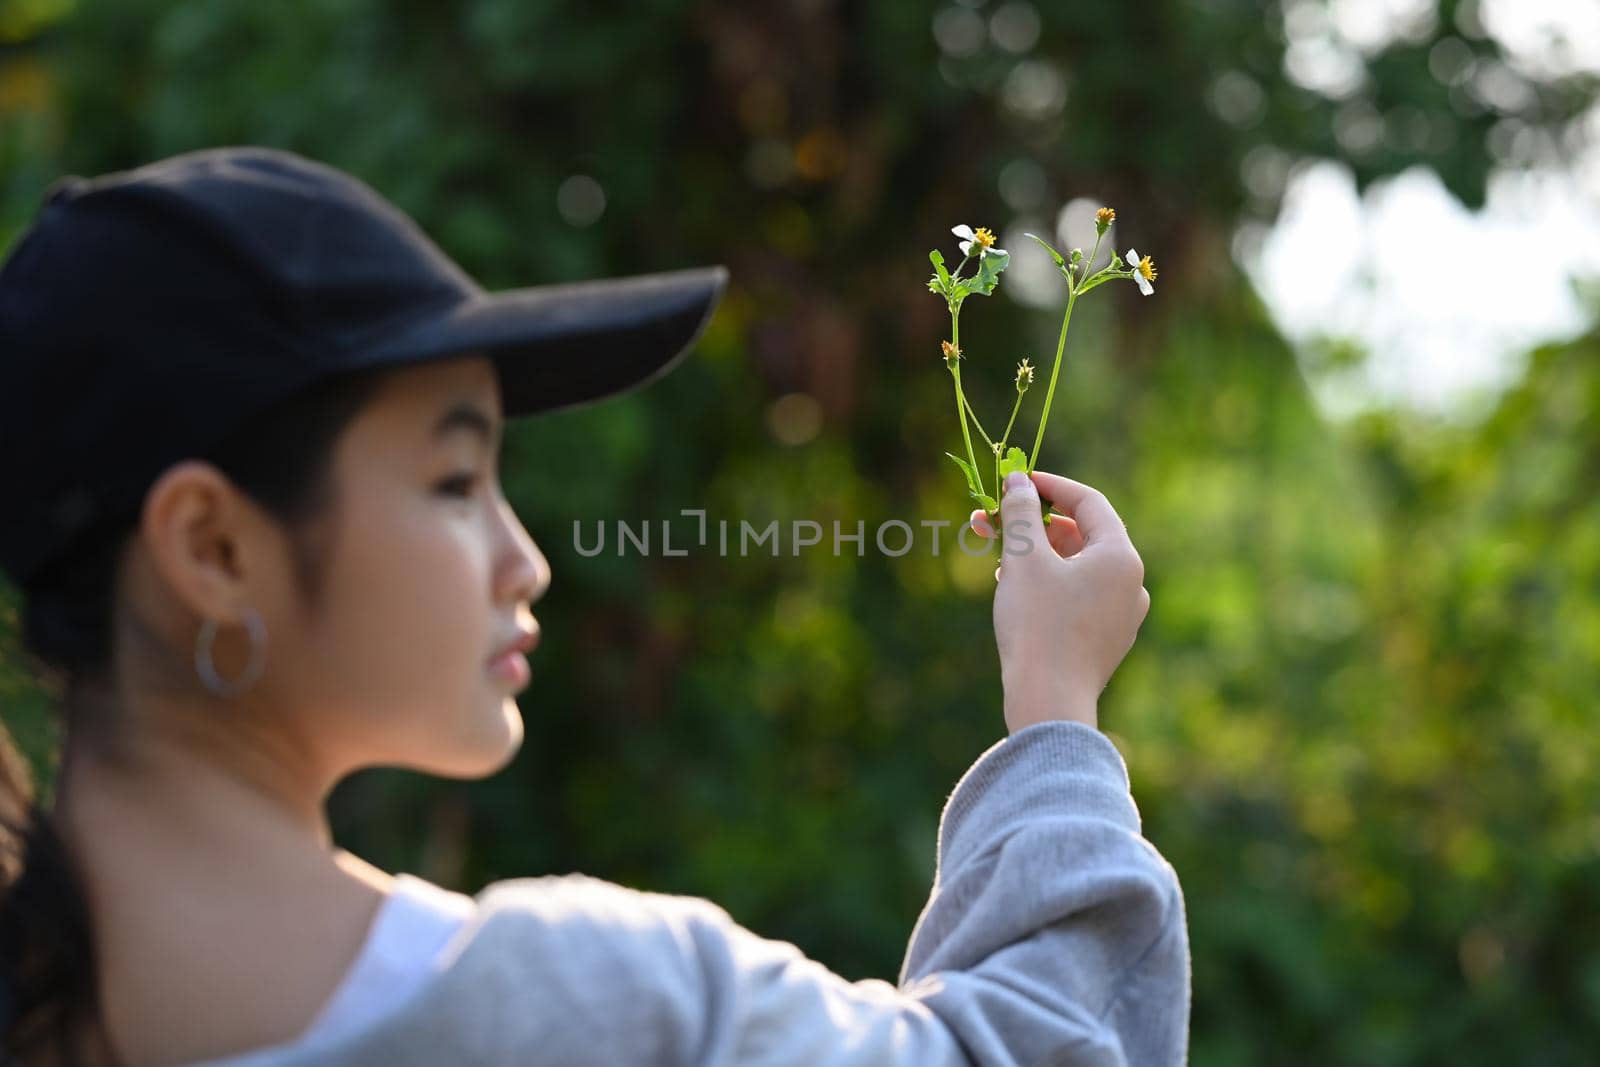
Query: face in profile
266 355 551 780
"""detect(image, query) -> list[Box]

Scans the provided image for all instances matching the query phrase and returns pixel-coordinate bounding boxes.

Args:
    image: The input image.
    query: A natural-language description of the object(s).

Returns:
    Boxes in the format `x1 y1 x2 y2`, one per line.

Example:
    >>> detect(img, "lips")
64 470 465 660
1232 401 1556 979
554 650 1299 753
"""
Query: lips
488 624 540 665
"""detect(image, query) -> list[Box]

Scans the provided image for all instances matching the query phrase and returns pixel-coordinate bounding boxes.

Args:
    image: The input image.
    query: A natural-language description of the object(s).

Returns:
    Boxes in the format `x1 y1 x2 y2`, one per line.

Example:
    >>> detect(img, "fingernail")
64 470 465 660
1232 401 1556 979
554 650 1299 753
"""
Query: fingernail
1005 471 1031 494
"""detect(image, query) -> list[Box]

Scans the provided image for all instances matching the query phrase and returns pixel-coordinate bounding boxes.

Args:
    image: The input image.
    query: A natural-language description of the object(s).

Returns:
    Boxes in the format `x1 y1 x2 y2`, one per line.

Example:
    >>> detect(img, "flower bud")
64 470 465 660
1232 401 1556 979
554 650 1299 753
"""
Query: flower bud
1095 206 1116 235
1015 358 1035 394
942 339 962 369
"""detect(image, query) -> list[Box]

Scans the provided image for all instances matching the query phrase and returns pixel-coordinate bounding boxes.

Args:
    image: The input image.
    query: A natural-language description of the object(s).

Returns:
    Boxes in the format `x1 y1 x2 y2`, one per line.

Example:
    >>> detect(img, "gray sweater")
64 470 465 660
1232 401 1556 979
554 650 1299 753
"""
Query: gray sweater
217 721 1189 1065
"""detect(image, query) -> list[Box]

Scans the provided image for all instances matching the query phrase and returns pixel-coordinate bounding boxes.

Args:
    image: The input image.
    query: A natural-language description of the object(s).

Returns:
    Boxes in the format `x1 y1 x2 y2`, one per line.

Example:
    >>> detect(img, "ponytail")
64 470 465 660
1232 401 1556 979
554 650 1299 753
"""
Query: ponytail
0 716 109 1065
0 361 394 1066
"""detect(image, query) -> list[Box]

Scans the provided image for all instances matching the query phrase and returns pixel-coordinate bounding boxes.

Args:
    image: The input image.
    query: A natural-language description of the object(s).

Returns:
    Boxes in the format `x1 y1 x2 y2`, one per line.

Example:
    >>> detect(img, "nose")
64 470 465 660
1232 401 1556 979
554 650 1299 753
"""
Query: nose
494 494 550 607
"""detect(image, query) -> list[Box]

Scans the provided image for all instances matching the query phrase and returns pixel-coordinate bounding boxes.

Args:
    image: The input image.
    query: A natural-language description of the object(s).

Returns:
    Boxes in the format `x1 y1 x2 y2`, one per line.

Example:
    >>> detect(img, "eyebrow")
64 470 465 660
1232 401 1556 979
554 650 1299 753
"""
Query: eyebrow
432 402 501 446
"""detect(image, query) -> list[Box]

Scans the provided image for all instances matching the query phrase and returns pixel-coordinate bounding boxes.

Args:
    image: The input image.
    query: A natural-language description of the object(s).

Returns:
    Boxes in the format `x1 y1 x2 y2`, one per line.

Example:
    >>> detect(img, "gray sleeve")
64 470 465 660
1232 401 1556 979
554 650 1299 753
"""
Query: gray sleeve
895 720 1191 1065
473 721 1189 1067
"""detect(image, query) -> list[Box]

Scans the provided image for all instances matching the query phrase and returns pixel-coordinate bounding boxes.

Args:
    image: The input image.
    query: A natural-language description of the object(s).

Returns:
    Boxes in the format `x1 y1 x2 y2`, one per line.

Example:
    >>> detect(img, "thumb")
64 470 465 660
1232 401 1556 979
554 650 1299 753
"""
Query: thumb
997 470 1044 569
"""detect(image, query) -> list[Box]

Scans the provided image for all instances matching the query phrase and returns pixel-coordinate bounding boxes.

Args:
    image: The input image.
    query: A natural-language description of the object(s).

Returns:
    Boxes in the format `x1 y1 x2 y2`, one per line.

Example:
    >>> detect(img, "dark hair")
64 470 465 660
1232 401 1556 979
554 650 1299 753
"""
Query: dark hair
0 363 397 1066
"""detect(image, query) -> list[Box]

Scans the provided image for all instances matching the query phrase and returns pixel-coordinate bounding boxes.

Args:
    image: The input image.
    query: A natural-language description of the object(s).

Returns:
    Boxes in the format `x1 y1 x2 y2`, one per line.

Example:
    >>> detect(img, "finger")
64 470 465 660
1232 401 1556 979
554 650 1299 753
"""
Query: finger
1045 512 1086 558
979 506 1082 556
1026 470 1133 553
997 471 1047 571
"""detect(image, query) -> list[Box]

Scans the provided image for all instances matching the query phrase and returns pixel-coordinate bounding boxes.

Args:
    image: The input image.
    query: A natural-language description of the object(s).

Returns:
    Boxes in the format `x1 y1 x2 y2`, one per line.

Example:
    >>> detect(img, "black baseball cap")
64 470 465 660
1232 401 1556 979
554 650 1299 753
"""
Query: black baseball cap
0 146 728 591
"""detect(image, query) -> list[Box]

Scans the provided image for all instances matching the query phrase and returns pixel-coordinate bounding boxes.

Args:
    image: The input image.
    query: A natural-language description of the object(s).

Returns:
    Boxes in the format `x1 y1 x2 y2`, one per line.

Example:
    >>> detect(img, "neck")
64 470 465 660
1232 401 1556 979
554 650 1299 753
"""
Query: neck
49 706 342 881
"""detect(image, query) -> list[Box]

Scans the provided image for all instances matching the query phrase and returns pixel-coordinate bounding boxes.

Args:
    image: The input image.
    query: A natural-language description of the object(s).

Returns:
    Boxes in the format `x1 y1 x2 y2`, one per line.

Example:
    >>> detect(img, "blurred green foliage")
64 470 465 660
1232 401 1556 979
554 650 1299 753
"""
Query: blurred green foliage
2 1 1598 1063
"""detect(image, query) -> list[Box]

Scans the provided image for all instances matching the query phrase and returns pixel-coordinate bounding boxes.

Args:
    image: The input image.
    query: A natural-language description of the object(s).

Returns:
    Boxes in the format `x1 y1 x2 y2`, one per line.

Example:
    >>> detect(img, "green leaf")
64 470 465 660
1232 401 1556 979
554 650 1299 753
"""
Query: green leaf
970 490 998 511
1077 271 1126 295
966 250 1010 296
998 446 1028 480
1025 232 1073 283
1025 231 1065 268
944 451 982 497
927 250 953 299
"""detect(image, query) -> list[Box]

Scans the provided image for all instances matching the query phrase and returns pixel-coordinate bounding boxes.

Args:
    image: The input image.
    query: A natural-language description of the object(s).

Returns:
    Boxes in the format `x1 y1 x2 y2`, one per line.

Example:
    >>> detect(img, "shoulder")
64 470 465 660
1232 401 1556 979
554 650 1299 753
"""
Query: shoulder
427 875 736 1063
470 872 733 931
461 873 743 985
461 875 840 1021
275 875 735 1067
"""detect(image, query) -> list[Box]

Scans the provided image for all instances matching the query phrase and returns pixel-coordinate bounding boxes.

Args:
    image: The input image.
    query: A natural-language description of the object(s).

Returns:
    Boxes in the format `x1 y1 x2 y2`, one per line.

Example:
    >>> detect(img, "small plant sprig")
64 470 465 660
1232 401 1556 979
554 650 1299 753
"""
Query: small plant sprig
926 208 1158 529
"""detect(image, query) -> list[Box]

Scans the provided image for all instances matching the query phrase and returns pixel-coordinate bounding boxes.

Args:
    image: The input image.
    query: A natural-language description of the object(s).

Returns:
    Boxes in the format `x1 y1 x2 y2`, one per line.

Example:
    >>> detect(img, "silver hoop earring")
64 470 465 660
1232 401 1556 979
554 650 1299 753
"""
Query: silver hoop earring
195 606 268 698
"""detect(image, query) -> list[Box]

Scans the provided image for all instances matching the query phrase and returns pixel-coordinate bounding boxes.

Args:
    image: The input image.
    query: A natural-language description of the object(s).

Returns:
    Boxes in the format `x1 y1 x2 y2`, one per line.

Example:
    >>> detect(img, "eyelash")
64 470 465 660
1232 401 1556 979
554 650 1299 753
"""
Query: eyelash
437 472 480 498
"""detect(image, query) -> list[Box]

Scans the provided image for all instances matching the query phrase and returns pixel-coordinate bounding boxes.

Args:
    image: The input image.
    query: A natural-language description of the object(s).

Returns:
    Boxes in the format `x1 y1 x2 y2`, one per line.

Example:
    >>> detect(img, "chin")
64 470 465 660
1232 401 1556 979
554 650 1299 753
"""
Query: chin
450 698 525 779
382 695 524 779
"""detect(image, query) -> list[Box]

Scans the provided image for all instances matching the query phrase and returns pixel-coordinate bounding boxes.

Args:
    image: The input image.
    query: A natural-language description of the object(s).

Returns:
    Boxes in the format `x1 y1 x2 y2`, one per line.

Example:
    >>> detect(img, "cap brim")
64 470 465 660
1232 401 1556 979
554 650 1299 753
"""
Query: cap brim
363 264 729 419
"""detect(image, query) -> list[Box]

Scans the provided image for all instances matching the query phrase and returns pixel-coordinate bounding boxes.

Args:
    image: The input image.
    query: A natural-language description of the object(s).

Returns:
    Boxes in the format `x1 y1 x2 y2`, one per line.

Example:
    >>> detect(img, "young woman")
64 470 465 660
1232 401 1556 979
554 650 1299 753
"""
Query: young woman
0 146 1188 1066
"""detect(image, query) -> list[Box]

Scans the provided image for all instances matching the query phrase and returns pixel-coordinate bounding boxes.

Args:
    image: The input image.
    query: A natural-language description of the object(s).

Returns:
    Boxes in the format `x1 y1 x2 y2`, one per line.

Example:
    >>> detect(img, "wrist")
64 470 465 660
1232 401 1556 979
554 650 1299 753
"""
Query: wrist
1003 682 1098 732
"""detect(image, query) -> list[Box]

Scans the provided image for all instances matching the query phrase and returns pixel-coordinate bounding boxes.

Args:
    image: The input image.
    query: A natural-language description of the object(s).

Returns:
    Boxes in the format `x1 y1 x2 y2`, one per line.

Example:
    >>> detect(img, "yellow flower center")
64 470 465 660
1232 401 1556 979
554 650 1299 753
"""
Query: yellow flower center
1137 255 1157 282
1096 207 1116 225
972 227 996 249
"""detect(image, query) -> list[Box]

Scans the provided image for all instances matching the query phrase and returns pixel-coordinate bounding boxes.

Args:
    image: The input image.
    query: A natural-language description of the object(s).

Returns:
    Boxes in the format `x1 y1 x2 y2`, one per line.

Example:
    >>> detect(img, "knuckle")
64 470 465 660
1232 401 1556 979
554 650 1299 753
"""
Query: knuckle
1121 547 1145 583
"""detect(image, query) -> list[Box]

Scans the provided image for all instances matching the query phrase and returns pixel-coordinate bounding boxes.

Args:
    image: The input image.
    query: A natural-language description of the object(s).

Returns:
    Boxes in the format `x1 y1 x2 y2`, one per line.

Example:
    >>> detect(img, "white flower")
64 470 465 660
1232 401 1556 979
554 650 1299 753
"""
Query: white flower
953 224 1006 259
1125 247 1157 296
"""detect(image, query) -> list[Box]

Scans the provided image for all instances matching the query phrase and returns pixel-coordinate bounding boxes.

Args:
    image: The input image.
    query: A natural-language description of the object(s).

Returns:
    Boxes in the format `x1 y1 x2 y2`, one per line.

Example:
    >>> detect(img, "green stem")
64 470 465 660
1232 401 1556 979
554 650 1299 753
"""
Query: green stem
947 371 985 476
1023 231 1104 473
963 388 995 454
1028 288 1077 472
1079 232 1104 291
950 313 985 498
999 390 1023 454
996 390 1022 498
947 293 995 451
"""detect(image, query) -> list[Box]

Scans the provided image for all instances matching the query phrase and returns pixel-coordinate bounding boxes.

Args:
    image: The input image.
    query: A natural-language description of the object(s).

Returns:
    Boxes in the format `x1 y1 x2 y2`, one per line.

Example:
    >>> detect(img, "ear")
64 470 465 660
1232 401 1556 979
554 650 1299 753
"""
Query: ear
138 460 265 623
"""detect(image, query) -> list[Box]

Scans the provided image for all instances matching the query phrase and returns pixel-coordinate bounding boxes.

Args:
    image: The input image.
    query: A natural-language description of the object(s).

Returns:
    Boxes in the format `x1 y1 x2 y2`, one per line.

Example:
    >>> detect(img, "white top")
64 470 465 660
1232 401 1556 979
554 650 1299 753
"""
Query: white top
189 873 475 1066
